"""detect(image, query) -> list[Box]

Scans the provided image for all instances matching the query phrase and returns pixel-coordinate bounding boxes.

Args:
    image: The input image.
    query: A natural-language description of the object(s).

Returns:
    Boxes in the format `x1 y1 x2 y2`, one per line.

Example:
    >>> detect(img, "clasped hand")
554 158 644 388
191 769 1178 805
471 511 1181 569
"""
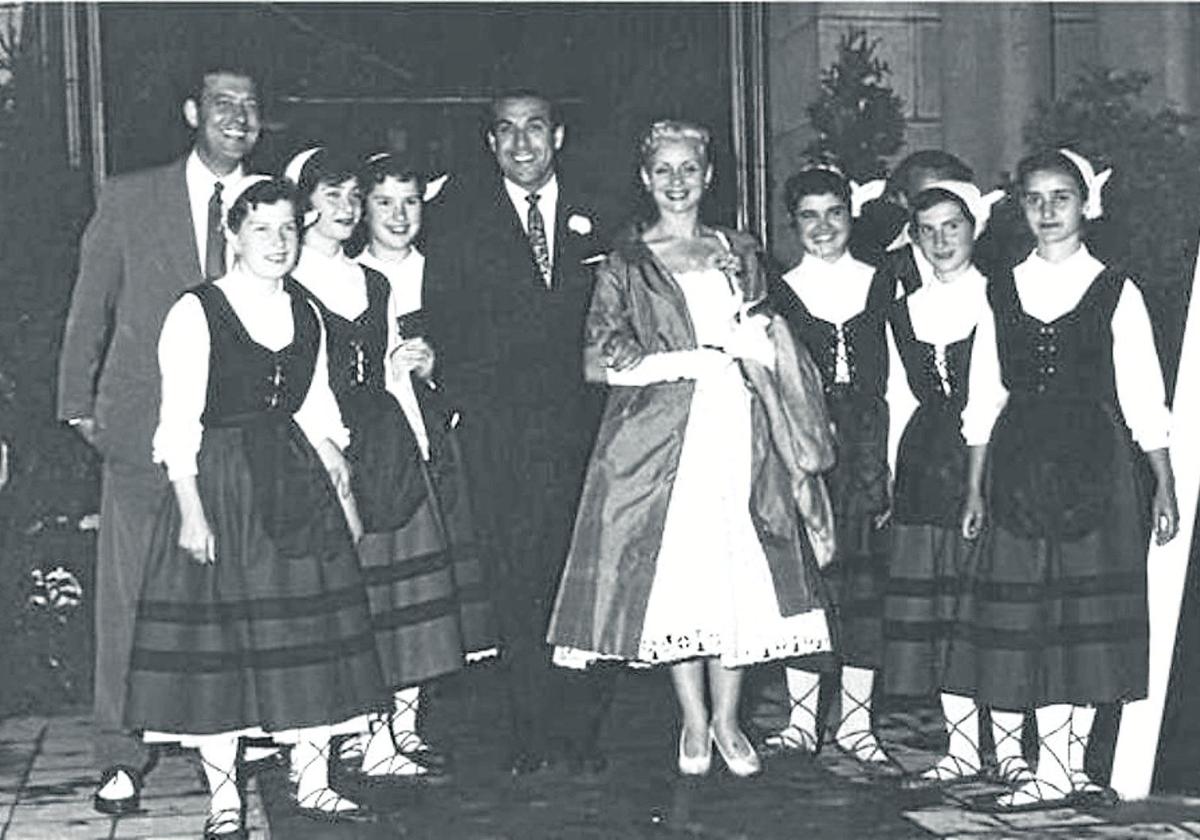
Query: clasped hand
721 312 774 368
390 337 435 380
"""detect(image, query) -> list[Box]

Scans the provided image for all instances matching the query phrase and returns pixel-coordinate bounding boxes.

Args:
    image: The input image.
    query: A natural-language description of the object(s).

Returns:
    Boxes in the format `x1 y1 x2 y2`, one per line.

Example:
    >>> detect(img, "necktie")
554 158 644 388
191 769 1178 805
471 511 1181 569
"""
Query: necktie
526 192 552 287
205 181 225 281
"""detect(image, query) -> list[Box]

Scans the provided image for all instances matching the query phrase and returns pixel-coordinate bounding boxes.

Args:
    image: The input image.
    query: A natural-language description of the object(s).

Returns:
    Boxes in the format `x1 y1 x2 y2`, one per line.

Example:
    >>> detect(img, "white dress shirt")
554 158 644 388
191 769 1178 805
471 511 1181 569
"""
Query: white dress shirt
153 268 348 481
504 174 559 284
1011 246 1170 451
185 150 244 277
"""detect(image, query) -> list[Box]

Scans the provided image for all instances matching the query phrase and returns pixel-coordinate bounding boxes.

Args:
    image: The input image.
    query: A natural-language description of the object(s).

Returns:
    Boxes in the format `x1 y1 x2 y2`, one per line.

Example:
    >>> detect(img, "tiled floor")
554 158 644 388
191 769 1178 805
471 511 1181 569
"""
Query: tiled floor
6 669 1200 839
0 714 266 839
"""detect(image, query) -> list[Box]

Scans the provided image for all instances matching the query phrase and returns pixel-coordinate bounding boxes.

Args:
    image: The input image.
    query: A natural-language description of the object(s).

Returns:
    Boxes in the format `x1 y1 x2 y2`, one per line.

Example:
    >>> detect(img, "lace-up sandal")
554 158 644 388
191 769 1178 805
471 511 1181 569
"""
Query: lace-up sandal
202 808 247 839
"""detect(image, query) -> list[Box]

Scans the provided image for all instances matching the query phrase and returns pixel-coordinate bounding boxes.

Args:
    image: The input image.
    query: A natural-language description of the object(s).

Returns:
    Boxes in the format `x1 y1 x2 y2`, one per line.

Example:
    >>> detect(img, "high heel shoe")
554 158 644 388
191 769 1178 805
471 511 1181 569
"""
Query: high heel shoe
710 726 762 778
677 728 712 776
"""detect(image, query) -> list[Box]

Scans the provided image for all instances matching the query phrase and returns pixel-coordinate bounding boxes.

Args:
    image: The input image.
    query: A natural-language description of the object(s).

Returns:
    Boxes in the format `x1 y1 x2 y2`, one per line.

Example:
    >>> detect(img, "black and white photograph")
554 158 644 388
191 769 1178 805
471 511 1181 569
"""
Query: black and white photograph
3 2 1200 838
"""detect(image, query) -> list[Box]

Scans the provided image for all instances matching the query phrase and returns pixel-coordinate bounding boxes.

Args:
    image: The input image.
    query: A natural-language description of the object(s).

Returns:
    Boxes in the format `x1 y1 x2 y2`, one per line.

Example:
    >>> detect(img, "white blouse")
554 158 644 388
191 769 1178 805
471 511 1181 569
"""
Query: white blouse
783 251 876 384
293 246 370 320
152 269 349 481
358 247 425 317
1010 246 1170 451
354 248 431 458
885 265 1008 470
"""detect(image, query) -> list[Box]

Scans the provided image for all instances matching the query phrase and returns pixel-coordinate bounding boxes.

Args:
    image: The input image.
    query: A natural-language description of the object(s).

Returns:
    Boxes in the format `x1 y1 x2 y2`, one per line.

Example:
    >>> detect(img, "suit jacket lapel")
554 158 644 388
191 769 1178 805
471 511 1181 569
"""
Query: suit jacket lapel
487 177 547 290
157 158 203 286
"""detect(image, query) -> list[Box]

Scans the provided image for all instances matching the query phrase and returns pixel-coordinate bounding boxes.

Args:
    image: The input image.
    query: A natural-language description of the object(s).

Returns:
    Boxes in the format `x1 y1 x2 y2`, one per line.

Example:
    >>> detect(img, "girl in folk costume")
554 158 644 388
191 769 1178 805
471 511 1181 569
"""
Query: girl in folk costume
122 177 386 836
547 120 836 778
880 181 1007 786
285 148 466 782
355 152 497 769
949 150 1179 812
763 164 901 769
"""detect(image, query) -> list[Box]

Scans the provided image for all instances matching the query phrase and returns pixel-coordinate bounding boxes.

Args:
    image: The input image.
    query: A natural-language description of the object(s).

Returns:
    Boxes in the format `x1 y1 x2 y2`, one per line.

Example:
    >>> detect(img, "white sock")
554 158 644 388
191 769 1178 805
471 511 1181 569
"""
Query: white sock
196 735 241 816
836 666 875 742
1034 704 1073 788
292 733 330 801
940 692 980 766
391 686 421 751
1069 705 1096 777
783 668 820 736
991 709 1026 772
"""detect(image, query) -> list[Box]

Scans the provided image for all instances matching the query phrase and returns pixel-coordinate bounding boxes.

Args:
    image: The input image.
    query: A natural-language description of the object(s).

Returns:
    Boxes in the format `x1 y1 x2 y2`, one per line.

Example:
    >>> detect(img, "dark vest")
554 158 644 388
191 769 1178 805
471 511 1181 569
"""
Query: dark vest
303 266 427 534
772 266 896 398
192 278 318 427
986 265 1127 539
887 297 977 527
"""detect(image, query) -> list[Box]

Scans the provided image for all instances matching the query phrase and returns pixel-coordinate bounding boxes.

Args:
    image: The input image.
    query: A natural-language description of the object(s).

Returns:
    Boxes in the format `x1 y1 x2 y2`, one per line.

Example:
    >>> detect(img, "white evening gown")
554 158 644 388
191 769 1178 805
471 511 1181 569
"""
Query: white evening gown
634 268 830 667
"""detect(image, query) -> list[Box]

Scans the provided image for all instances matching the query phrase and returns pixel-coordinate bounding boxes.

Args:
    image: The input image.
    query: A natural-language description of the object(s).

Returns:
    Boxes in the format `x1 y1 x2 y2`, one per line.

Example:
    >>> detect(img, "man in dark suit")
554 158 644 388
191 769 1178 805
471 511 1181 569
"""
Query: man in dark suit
57 64 260 814
424 91 616 776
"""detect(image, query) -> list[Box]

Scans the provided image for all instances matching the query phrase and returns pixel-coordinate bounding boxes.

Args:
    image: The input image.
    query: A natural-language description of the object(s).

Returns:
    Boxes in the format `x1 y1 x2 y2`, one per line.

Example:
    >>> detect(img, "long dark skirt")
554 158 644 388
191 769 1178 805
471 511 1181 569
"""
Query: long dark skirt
124 423 387 736
823 388 890 668
943 407 1151 709
426 430 497 657
883 524 978 696
358 492 466 689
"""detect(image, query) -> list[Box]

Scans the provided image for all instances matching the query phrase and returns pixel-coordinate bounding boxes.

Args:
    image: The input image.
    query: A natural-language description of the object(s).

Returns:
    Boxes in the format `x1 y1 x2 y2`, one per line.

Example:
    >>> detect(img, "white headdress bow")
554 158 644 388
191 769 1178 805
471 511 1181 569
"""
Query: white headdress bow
1057 148 1112 220
799 162 884 218
849 179 886 218
926 180 1006 239
365 151 450 202
221 174 273 231
283 147 323 227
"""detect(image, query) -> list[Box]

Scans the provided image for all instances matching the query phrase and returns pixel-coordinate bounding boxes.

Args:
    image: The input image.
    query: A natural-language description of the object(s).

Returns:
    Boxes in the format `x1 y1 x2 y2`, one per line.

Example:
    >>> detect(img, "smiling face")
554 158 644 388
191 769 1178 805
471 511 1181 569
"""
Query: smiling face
792 193 851 262
488 96 563 191
229 199 299 281
307 177 362 247
364 176 422 254
1021 168 1085 249
914 199 974 278
185 72 260 175
641 138 711 216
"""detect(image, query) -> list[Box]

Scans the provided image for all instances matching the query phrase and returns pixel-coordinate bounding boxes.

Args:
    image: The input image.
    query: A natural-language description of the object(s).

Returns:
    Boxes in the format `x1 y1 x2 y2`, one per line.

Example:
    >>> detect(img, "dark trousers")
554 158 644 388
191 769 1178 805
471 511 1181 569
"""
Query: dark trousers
93 462 164 772
469 420 615 757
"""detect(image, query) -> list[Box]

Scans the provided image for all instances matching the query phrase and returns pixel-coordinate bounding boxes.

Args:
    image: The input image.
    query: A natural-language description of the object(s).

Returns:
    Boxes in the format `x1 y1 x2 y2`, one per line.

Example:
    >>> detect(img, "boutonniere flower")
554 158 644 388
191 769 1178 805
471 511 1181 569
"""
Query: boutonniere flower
567 213 593 236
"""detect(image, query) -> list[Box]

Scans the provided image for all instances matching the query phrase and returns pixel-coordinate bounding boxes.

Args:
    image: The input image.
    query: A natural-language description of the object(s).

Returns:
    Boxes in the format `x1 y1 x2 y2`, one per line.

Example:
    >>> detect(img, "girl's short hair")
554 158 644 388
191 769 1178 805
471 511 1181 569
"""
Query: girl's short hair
783 168 851 218
226 177 300 233
638 120 712 170
1015 149 1089 197
359 154 427 199
293 147 360 204
909 186 976 234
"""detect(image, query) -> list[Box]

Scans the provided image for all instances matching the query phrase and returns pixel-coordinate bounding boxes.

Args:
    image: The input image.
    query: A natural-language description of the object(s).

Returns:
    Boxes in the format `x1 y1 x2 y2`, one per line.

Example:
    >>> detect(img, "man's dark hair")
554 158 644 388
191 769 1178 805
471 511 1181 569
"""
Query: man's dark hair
187 62 260 104
888 150 974 201
485 89 562 136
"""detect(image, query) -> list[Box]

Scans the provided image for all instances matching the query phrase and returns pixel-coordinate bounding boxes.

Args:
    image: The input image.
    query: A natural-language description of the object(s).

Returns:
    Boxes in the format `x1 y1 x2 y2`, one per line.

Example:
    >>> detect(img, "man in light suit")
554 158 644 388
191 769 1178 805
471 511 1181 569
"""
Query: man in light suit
57 64 260 814
424 91 616 776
